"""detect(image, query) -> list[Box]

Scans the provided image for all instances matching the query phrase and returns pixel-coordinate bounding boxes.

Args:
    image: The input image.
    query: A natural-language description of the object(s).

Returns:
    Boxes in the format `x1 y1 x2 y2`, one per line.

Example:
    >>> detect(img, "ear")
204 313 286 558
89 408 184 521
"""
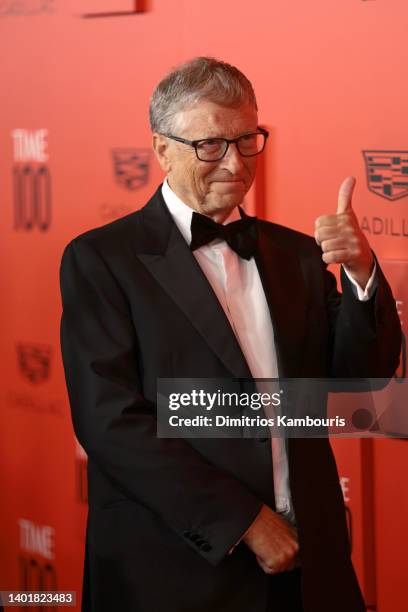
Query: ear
152 133 172 173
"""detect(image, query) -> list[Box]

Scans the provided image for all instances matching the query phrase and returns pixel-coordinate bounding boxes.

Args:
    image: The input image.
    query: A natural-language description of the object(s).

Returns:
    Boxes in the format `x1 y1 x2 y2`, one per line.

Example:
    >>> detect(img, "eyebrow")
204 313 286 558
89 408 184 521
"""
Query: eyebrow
192 129 260 140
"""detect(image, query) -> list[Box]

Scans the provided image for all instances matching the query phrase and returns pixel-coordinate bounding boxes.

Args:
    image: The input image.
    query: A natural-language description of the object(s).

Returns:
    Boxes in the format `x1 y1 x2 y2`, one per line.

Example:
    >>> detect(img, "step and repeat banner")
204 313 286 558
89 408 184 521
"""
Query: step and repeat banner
0 1 407 611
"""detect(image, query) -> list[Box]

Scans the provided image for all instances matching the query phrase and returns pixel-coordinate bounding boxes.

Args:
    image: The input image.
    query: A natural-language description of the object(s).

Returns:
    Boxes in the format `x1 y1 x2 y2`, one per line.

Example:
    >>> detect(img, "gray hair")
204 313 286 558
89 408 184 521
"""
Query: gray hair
149 56 258 133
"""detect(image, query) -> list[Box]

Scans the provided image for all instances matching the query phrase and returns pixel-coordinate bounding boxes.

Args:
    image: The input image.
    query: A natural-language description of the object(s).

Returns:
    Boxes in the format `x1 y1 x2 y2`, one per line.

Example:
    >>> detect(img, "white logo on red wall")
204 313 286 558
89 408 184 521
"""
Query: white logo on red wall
19 519 55 560
340 476 351 503
0 0 55 17
12 129 52 231
18 518 57 591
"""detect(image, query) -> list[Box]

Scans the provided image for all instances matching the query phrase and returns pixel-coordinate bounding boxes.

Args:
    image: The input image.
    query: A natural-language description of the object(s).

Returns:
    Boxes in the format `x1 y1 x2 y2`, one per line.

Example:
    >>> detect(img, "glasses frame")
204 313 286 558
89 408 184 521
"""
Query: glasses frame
160 127 269 162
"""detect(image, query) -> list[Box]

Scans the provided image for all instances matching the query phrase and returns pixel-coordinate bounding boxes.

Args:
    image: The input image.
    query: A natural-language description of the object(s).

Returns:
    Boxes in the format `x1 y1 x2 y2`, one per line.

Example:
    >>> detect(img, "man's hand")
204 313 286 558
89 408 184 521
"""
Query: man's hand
242 505 300 574
314 177 374 288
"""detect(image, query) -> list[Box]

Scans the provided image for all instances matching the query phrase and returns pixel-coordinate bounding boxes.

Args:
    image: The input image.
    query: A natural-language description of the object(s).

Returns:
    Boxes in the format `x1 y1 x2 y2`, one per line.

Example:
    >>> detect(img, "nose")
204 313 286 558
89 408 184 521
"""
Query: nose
220 142 245 173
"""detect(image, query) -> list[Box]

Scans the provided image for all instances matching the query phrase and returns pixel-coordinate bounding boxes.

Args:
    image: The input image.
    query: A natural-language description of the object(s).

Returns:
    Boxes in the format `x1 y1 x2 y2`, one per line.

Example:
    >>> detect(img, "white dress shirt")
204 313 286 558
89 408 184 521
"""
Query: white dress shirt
161 178 377 527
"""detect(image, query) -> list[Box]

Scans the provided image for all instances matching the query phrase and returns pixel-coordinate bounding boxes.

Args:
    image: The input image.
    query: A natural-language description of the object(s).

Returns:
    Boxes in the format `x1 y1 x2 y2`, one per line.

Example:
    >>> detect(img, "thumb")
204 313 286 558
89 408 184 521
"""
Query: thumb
337 176 356 214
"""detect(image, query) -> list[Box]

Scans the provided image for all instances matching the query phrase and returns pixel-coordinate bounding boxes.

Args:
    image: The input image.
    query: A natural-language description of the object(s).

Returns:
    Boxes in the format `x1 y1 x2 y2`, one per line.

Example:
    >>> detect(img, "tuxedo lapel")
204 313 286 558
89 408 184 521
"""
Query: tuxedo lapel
254 221 307 377
135 189 252 379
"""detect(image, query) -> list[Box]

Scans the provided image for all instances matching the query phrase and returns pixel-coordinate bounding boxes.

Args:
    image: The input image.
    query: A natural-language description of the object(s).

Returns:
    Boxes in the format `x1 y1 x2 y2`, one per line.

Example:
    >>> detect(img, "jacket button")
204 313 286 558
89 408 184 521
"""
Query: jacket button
195 538 206 546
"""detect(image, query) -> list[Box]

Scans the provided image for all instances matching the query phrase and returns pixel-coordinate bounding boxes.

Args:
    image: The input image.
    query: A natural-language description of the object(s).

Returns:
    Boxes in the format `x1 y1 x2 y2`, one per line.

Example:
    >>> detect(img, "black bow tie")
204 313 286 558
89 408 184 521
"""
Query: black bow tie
190 209 258 260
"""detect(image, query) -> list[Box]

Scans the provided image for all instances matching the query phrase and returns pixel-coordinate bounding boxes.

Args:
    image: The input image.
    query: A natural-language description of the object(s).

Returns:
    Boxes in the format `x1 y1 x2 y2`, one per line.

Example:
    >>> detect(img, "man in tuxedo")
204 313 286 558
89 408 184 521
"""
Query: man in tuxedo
60 57 401 612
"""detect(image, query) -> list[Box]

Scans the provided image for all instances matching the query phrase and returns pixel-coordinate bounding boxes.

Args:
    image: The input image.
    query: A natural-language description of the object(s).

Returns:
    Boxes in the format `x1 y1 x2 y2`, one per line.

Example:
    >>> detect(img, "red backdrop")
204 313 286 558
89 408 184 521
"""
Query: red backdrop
1 1 407 610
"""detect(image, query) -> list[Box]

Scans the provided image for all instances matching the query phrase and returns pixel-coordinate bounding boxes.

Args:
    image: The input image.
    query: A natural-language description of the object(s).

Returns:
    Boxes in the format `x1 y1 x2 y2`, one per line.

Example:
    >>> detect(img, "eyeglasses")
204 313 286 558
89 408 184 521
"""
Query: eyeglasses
161 127 269 162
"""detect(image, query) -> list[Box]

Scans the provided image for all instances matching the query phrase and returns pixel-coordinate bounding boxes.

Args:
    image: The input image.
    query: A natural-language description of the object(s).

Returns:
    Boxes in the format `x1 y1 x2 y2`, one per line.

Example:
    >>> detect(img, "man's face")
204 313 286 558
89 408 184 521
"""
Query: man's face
153 100 259 221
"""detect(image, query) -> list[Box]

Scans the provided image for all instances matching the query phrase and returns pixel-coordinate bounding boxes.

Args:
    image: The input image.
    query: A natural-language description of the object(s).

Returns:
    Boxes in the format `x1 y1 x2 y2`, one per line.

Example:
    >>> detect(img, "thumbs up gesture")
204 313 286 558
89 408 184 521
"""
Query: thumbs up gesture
314 177 374 288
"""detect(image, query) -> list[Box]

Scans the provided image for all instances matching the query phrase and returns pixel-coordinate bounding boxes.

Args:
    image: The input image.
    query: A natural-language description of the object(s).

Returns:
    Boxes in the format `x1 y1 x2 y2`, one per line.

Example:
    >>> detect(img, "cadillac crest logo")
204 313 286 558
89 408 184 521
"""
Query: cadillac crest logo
111 148 151 191
17 343 52 383
363 150 408 201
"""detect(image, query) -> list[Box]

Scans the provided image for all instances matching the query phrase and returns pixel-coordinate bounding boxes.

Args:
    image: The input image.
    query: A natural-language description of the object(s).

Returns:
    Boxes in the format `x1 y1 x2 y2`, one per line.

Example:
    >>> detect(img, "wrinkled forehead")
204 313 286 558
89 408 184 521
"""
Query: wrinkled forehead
172 100 258 139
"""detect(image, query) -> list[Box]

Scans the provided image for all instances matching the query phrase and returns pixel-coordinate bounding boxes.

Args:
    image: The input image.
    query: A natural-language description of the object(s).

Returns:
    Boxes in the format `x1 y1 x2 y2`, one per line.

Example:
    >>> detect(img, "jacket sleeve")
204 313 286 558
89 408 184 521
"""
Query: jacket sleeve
325 255 402 378
60 237 262 566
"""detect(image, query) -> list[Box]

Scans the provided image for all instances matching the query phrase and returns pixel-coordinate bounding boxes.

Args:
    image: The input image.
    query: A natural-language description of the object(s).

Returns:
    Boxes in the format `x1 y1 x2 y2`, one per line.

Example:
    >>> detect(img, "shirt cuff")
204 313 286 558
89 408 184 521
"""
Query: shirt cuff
342 261 378 301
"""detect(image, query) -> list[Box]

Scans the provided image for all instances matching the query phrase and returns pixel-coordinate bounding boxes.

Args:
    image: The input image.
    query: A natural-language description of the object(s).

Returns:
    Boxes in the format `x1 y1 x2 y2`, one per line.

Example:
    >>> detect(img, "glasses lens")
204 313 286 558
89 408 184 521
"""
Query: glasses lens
237 133 266 156
196 139 227 161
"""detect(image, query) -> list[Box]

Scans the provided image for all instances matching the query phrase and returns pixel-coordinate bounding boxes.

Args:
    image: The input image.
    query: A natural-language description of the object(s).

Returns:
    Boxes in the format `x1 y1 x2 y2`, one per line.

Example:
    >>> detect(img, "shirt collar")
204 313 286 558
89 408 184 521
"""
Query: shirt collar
161 177 241 245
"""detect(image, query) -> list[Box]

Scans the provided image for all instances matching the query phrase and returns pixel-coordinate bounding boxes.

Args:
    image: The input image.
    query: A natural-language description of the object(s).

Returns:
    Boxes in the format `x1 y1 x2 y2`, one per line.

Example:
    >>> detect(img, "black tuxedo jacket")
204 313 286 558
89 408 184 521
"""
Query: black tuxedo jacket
60 186 401 612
